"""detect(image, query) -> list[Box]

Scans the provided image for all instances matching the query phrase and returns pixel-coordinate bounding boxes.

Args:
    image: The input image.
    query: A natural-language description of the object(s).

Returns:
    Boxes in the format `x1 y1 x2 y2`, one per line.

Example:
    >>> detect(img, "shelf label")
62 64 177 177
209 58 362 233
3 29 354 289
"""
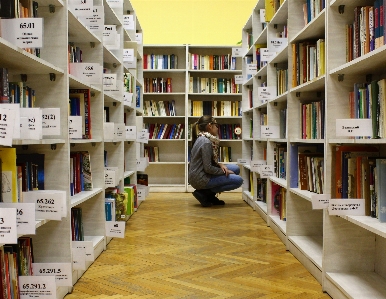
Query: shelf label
250 160 266 172
258 86 276 103
232 47 243 57
20 108 42 140
0 203 35 235
72 247 86 270
103 73 117 91
335 119 372 137
123 48 136 68
311 194 330 210
124 92 133 107
260 9 266 23
0 208 17 244
0 104 20 139
105 221 125 238
72 241 94 261
260 48 276 62
106 0 123 8
126 126 136 139
68 0 93 17
237 158 250 165
42 108 60 136
328 198 365 216
136 157 148 172
33 263 72 287
69 63 102 84
103 25 117 46
1 18 43 48
135 33 143 44
268 38 288 53
78 6 104 32
260 165 274 178
115 123 125 140
261 126 279 138
123 15 135 30
19 276 56 299
246 63 257 75
23 191 63 221
0 107 16 146
137 185 147 200
105 169 116 187
69 116 83 139
136 131 149 143
235 75 243 84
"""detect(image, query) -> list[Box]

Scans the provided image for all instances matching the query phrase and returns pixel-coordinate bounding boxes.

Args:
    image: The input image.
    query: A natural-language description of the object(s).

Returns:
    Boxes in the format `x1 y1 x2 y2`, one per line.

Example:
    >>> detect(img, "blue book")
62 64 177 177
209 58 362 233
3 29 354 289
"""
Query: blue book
376 159 386 222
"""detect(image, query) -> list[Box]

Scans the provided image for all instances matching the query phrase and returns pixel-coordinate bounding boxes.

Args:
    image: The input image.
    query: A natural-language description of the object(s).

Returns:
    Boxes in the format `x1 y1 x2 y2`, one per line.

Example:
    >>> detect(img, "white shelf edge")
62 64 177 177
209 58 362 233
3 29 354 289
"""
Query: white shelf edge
288 235 323 270
70 188 104 208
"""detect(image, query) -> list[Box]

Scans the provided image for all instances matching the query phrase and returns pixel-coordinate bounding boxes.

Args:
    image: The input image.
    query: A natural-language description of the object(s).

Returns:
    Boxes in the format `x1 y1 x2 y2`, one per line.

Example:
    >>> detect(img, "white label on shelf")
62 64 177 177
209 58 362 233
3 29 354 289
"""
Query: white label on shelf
137 131 149 143
328 198 365 216
106 0 123 8
137 185 147 200
126 126 136 139
0 18 43 48
19 275 56 299
135 33 143 44
115 123 125 140
0 107 16 146
0 203 35 235
232 47 243 57
104 170 116 187
124 92 133 107
260 9 266 23
261 126 280 138
246 63 257 75
72 241 94 261
78 6 104 32
260 48 276 62
105 167 119 185
335 119 373 137
311 194 330 210
42 108 60 136
260 165 274 178
235 75 243 84
123 48 135 62
105 221 125 238
103 25 117 46
0 104 19 139
72 247 86 270
33 263 72 287
23 191 63 221
68 0 93 17
250 160 266 172
69 116 83 139
103 73 117 90
20 108 42 140
237 158 250 165
136 158 148 172
268 38 288 53
104 122 115 140
0 208 17 244
123 15 135 30
257 86 276 103
69 63 102 84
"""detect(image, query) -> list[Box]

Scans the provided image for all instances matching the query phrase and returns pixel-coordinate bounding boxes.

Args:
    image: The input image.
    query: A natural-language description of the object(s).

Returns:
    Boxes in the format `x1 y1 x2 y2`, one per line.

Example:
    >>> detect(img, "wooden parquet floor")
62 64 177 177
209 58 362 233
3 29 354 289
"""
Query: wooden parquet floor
65 193 331 299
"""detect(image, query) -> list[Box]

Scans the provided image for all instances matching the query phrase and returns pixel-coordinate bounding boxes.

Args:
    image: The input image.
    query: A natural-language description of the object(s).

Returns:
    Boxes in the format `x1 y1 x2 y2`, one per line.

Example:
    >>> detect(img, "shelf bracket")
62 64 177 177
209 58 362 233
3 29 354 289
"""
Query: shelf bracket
338 74 344 82
113 63 117 68
90 42 95 48
317 91 322 97
92 142 96 147
51 144 57 150
274 63 277 68
20 74 27 82
274 102 278 106
274 24 278 29
127 141 131 145
91 91 95 97
127 10 131 14
113 142 117 145
113 102 117 106
22 145 28 150
296 92 300 97
366 74 372 83
338 5 345 14
49 4 55 13
258 76 261 80
70 143 75 147
49 73 56 81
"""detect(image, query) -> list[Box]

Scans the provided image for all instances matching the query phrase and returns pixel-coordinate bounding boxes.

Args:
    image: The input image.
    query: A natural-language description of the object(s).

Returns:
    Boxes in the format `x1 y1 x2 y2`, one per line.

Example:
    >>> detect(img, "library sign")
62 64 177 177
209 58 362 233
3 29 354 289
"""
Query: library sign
0 18 43 48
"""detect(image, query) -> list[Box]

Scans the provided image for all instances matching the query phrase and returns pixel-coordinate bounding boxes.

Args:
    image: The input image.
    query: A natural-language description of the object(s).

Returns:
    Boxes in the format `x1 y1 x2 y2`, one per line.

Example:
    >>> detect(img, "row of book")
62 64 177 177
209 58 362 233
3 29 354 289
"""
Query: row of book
71 207 84 241
143 54 178 70
189 100 242 117
0 0 40 56
145 123 185 139
0 237 34 299
189 54 237 71
143 100 177 116
124 73 136 94
144 146 159 162
105 187 136 222
298 151 324 194
69 89 92 139
273 144 287 180
346 2 386 63
68 43 83 64
291 39 325 87
276 69 288 96
348 79 386 139
264 0 286 22
70 151 93 196
189 77 241 94
143 77 172 93
187 123 242 140
302 0 326 26
256 178 267 202
0 68 36 106
301 100 325 139
271 183 287 221
187 146 233 163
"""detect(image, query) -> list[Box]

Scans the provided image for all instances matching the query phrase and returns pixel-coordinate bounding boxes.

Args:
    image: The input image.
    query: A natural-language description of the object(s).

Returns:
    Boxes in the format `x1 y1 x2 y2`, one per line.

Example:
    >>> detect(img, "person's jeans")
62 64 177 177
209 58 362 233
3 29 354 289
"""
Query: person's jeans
205 164 243 193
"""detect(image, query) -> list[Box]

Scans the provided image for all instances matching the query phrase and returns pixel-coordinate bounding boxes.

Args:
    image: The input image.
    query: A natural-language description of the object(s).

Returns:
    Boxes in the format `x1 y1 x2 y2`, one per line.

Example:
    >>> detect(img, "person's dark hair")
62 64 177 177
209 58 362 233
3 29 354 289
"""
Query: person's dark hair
191 115 215 146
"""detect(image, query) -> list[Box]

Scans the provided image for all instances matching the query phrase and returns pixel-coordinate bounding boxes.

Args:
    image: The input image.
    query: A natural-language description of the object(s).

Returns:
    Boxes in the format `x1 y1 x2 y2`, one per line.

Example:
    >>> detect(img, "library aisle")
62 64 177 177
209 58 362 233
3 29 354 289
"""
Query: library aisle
65 193 330 298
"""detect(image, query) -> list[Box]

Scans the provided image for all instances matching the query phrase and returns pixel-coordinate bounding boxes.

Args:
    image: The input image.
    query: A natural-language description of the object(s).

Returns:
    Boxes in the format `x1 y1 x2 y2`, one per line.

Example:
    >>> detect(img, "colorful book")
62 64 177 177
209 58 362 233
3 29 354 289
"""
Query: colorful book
69 89 91 139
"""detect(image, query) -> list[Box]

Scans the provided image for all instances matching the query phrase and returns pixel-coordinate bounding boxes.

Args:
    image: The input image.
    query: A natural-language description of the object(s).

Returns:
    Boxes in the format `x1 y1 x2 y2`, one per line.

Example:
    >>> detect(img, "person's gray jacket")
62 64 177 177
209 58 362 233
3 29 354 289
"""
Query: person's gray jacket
188 136 223 189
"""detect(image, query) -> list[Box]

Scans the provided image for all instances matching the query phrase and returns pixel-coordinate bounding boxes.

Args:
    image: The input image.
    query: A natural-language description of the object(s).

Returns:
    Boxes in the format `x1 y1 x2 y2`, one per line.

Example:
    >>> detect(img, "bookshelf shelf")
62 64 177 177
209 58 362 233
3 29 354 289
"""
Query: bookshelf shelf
288 235 323 270
269 177 286 188
68 11 100 43
70 188 104 208
290 9 326 43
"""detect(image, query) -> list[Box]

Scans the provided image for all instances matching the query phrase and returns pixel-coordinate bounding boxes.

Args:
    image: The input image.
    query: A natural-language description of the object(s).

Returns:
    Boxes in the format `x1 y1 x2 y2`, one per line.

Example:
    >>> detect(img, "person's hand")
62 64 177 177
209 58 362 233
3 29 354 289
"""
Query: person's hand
219 164 234 177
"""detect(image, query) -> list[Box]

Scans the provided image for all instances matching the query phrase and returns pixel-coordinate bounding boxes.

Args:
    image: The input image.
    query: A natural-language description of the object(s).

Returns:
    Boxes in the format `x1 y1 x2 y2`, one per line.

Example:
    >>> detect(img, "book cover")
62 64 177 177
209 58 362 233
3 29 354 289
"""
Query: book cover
376 158 386 222
69 89 91 139
0 148 17 203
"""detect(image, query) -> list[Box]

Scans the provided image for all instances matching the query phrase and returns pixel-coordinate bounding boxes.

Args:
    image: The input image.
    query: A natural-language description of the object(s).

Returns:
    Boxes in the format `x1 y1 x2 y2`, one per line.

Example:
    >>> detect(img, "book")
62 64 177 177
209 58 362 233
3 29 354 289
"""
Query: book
376 159 386 222
69 89 91 139
0 148 17 203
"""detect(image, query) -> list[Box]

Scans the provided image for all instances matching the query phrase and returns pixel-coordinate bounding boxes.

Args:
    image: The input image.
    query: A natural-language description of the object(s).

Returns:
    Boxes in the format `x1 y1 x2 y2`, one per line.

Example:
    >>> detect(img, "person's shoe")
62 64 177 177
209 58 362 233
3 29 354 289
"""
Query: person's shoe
203 189 225 205
192 190 212 207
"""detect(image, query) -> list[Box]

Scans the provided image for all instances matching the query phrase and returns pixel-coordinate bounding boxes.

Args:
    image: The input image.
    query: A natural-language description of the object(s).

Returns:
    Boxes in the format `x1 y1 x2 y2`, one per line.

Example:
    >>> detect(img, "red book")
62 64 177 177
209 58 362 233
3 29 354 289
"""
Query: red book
167 78 172 93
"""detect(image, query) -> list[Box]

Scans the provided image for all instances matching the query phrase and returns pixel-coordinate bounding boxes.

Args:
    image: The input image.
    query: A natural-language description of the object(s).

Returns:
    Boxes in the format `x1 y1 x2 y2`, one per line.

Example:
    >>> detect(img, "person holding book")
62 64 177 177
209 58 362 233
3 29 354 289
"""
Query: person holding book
189 115 243 207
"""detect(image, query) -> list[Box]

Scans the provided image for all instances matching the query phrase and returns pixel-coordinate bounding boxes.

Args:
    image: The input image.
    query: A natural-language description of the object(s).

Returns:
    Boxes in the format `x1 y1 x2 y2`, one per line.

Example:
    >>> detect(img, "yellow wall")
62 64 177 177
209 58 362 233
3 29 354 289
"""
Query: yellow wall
130 0 257 45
